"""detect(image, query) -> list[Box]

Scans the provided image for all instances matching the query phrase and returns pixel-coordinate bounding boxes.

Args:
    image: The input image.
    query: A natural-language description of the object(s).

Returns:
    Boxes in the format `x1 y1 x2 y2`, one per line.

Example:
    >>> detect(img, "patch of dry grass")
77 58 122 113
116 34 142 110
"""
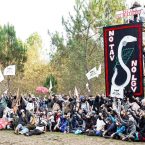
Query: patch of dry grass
0 131 144 145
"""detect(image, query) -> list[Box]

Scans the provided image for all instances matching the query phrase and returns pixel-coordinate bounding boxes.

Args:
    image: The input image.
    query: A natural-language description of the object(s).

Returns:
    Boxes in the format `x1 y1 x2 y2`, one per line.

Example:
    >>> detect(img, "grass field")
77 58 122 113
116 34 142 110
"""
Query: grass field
0 131 144 145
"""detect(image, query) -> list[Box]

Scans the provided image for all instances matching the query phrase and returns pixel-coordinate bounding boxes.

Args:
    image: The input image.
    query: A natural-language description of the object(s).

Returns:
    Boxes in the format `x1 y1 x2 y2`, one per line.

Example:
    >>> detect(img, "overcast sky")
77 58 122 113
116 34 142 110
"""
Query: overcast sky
0 0 144 44
0 0 75 49
0 0 144 60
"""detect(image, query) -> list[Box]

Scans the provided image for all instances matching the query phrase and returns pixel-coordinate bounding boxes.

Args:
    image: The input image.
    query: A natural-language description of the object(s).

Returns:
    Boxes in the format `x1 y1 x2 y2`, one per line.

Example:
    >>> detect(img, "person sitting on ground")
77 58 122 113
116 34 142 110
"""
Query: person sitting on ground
79 96 90 113
118 112 137 141
14 109 28 134
25 113 47 136
54 113 70 133
95 113 106 136
102 106 118 136
110 119 126 140
47 111 55 131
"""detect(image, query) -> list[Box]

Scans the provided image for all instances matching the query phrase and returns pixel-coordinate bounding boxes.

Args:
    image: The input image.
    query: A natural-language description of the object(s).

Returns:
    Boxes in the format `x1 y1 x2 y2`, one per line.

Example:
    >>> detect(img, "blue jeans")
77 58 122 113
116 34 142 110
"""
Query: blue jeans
16 124 29 134
96 130 102 136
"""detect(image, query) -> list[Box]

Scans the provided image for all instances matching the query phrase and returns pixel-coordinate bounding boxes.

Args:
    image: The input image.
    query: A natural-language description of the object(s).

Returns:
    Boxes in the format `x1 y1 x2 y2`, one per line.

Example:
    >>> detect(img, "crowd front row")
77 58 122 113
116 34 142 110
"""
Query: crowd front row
0 92 145 142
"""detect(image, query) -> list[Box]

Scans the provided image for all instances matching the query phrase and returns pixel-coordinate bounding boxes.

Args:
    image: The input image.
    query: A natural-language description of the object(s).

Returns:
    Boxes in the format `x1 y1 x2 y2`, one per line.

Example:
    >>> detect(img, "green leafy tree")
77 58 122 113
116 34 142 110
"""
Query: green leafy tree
48 0 125 95
0 24 27 69
0 24 27 92
20 32 48 92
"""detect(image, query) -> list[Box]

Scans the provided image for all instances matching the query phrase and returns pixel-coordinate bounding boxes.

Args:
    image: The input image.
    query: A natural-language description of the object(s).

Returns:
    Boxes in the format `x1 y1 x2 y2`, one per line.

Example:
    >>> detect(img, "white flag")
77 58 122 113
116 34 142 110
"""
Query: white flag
0 70 4 82
86 83 90 92
3 89 8 95
4 65 16 76
97 64 101 75
49 79 52 91
86 67 98 80
74 86 79 97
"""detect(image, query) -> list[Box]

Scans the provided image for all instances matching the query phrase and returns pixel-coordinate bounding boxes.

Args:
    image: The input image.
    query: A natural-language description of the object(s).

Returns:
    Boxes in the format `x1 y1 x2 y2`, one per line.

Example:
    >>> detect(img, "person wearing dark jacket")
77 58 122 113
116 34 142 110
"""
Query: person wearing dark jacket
14 109 28 134
93 95 104 114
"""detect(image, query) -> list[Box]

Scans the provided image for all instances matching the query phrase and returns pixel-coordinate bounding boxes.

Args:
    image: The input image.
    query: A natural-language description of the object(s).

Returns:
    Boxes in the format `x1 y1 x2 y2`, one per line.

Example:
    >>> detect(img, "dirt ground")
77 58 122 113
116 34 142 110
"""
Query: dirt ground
0 131 144 145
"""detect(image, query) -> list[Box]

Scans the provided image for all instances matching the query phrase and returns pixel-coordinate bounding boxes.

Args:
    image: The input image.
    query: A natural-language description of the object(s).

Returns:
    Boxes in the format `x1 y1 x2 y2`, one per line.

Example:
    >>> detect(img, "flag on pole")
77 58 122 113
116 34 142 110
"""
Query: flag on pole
86 83 90 92
69 90 72 97
4 65 16 76
49 79 52 91
86 67 98 80
16 88 20 100
0 70 4 82
86 65 102 80
74 86 79 97
3 89 8 95
97 64 101 75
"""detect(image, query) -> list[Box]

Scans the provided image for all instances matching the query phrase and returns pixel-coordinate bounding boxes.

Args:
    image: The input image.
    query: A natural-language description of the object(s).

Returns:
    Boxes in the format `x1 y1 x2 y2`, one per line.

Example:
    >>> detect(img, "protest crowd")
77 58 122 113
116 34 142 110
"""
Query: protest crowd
0 90 145 142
